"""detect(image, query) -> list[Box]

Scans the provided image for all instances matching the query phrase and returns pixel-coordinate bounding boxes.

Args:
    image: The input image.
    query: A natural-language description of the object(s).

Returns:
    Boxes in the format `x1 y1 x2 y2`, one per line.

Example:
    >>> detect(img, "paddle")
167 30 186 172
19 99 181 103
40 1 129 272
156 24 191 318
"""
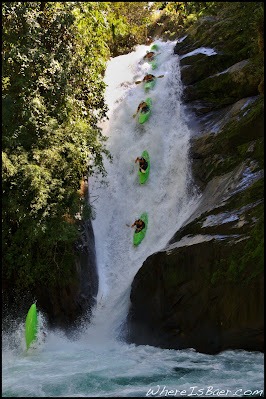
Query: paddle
135 75 164 84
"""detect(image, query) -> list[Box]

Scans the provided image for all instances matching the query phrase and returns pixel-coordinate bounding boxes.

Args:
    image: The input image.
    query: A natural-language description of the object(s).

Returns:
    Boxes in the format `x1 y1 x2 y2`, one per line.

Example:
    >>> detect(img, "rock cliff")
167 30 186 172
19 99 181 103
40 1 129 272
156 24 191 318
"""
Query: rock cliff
3 182 98 330
126 9 264 354
36 215 98 328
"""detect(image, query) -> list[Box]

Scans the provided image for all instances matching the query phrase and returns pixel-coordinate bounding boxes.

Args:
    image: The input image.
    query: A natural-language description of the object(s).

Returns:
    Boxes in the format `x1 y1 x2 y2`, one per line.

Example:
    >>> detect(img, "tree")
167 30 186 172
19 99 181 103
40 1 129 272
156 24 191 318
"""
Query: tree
107 2 157 55
2 2 112 290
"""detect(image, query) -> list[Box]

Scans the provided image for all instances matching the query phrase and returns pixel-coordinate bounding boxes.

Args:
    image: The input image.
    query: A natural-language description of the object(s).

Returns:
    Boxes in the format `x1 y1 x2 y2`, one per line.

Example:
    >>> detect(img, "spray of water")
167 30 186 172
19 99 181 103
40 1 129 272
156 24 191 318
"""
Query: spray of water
2 310 48 363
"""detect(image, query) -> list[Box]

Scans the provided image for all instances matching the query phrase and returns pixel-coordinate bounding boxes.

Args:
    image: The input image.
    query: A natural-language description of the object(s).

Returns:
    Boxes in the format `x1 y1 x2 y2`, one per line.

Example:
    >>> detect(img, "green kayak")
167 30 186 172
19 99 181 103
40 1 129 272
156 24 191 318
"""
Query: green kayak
25 304 38 350
133 213 148 246
139 98 152 124
144 78 156 91
138 151 150 184
150 44 159 51
148 56 157 70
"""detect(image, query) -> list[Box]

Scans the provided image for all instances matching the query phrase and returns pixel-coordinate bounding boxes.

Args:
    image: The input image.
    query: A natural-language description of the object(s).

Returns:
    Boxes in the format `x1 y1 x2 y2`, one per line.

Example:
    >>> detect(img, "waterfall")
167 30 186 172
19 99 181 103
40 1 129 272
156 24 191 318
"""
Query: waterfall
86 40 198 342
3 40 264 398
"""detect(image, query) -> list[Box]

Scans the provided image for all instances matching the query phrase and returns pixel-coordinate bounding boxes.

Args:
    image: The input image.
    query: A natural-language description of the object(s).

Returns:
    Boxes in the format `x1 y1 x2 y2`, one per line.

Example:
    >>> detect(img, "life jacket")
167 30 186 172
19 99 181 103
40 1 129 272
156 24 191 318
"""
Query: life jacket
136 219 145 230
140 104 150 114
139 157 148 170
144 74 155 82
137 102 146 113
144 52 155 60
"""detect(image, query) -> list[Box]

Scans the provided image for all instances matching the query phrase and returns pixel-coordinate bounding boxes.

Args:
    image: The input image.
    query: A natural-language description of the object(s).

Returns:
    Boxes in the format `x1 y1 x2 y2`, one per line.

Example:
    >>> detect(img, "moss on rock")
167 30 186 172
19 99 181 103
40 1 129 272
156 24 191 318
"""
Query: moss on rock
211 203 264 285
183 60 261 106
190 95 264 186
180 53 234 85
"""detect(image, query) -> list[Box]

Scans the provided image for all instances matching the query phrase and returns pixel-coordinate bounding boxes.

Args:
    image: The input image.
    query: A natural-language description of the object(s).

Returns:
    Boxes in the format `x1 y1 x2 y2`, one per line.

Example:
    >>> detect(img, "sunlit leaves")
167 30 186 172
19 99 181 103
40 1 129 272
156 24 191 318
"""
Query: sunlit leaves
106 2 157 55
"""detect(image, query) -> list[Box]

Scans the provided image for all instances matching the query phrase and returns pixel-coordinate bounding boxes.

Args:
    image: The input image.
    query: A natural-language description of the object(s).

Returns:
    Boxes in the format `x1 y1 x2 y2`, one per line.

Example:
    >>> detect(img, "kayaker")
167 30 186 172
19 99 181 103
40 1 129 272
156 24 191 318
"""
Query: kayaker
143 51 155 60
136 101 150 115
135 157 148 173
143 74 155 83
131 219 146 233
146 36 152 45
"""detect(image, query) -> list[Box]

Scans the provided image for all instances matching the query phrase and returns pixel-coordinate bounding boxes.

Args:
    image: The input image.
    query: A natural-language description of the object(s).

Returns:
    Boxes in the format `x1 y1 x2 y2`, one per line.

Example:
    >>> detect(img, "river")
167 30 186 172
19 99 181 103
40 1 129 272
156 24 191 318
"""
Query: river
2 40 264 398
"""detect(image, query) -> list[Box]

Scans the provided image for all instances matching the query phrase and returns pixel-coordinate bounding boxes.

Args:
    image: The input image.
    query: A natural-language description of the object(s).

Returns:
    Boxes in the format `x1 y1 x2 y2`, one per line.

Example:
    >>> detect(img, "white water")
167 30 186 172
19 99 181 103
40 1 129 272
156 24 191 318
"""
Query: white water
88 40 198 340
2 41 264 397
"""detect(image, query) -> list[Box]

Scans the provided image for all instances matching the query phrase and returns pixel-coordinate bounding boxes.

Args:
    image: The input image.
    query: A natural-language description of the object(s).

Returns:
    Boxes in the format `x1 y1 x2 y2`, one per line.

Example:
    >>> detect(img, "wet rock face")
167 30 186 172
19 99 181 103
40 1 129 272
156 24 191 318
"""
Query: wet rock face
127 239 264 354
174 11 262 108
127 12 264 354
40 182 98 328
2 181 98 330
182 59 260 106
2 216 98 330
33 218 98 329
180 53 233 86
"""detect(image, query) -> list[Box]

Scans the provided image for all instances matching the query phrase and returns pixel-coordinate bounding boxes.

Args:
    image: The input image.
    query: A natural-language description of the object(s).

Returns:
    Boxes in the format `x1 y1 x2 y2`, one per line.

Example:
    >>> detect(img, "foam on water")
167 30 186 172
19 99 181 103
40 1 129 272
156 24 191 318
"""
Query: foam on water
2 330 264 397
2 40 264 397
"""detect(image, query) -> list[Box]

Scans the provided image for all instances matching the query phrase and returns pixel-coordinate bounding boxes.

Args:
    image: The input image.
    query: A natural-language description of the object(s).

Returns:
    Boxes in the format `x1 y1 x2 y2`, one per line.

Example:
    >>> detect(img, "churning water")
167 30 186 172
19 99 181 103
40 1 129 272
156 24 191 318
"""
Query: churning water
2 41 264 397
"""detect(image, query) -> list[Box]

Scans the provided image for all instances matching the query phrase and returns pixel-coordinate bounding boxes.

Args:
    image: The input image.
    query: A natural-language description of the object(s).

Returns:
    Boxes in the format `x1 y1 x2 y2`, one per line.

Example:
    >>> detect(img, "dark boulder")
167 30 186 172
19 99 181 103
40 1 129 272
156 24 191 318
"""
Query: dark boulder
127 235 264 354
182 59 261 106
35 217 98 328
180 53 234 85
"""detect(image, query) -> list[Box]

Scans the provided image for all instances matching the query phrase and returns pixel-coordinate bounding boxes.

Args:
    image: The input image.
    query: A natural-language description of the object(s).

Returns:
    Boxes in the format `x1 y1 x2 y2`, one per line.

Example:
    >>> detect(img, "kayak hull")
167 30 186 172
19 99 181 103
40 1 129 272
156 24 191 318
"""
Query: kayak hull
25 304 38 350
133 213 148 246
148 44 158 68
138 151 150 184
148 56 157 70
144 78 156 91
139 98 152 124
150 44 159 51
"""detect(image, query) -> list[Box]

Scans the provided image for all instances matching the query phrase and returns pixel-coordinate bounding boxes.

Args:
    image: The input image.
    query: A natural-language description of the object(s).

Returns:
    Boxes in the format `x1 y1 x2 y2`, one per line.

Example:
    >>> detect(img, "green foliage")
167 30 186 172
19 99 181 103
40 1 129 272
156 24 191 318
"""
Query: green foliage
107 2 157 55
2 2 112 290
215 2 264 60
164 2 217 16
152 1 264 66
148 2 225 40
160 2 224 23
